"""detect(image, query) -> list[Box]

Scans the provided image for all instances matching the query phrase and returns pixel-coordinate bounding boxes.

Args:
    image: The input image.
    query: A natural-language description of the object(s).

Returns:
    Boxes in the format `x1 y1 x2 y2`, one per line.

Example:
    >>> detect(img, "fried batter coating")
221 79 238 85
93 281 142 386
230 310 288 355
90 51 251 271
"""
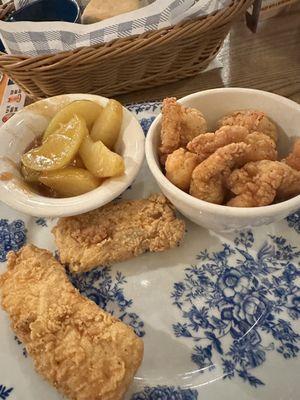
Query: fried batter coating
189 133 278 205
165 148 200 192
53 194 185 273
242 131 277 163
190 143 249 204
187 125 249 161
181 105 207 145
187 126 277 163
227 160 300 207
159 97 207 163
0 245 143 400
218 110 278 142
282 139 300 171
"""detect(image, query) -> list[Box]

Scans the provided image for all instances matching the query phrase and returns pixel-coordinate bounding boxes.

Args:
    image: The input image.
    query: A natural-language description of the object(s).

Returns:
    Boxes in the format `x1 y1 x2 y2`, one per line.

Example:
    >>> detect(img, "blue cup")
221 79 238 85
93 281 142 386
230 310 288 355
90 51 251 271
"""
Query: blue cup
6 0 81 23
0 0 81 53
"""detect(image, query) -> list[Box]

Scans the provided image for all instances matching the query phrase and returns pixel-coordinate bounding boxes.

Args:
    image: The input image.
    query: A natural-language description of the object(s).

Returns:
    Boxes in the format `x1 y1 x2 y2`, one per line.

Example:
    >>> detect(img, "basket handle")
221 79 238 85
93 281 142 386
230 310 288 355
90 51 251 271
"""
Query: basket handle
246 0 263 32
0 0 15 20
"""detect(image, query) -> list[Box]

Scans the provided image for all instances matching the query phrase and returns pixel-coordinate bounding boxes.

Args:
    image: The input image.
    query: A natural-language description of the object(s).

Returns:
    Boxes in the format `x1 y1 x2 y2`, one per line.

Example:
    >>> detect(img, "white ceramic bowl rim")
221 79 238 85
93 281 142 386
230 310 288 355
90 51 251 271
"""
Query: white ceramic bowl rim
146 87 300 218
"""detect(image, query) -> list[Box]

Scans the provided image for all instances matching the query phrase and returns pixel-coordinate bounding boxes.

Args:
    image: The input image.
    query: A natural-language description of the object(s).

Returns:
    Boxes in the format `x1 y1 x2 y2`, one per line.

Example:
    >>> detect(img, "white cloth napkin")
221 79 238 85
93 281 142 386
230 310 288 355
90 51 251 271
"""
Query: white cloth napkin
0 0 230 56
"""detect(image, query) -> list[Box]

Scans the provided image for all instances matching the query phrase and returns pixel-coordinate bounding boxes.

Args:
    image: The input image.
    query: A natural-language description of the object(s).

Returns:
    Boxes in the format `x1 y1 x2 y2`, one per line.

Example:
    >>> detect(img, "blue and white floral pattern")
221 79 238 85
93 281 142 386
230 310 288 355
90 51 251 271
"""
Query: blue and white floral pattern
287 210 300 233
0 385 13 400
171 231 300 387
69 267 145 337
127 101 161 116
131 386 198 400
14 336 27 358
34 217 48 227
0 219 27 262
127 102 161 136
140 117 156 135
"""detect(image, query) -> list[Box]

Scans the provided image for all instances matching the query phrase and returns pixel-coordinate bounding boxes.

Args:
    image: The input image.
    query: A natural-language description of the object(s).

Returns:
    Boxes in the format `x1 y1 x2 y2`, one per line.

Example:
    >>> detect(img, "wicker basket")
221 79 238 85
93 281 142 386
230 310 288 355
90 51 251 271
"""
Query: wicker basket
0 0 253 100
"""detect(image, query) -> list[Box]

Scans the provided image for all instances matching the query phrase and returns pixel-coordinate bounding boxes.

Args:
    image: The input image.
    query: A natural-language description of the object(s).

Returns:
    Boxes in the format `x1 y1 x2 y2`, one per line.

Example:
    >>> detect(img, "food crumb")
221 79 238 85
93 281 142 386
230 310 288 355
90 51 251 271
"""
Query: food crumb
0 172 14 181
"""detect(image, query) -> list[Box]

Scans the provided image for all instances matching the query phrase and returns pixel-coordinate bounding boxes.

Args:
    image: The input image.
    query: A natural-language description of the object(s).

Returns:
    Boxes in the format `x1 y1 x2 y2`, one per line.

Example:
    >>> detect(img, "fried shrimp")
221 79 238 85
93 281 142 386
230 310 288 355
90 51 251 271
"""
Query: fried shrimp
282 139 300 171
227 160 300 207
159 97 207 163
187 125 249 161
190 142 249 204
165 148 200 191
217 110 278 142
187 126 277 163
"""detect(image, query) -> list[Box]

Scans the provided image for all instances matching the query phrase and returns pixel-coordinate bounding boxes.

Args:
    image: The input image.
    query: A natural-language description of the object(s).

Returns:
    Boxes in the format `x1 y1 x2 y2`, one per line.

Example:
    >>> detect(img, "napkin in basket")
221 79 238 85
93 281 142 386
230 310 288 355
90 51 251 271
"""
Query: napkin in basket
0 0 230 56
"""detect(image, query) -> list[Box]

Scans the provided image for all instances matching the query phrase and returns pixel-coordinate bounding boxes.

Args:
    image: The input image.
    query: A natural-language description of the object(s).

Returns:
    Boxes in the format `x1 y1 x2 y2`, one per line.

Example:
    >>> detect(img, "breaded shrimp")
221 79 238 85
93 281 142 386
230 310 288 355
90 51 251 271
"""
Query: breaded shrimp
189 135 277 205
190 143 249 204
159 97 207 163
282 139 300 171
0 245 144 400
159 98 182 158
218 110 278 143
227 160 300 207
187 125 249 161
241 131 277 163
181 105 207 145
165 148 200 192
187 126 277 163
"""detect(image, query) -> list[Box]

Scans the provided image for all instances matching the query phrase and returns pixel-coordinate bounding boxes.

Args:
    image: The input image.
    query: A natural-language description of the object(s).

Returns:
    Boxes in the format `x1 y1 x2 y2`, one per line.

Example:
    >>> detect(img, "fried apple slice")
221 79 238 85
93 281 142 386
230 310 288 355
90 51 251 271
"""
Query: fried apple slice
90 99 123 149
20 163 40 183
22 115 87 172
79 135 125 178
39 167 100 197
44 100 102 140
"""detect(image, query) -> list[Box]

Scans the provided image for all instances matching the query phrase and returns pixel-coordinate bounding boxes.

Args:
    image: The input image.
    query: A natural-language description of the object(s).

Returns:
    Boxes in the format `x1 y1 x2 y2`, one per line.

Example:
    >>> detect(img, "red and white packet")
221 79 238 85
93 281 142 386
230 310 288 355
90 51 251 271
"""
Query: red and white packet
0 73 26 126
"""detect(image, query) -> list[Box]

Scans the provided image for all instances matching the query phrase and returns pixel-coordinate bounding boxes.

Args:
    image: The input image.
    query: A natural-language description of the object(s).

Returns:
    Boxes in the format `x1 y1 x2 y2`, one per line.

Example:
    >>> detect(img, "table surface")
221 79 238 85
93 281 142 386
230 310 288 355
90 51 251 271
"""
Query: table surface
117 2 300 105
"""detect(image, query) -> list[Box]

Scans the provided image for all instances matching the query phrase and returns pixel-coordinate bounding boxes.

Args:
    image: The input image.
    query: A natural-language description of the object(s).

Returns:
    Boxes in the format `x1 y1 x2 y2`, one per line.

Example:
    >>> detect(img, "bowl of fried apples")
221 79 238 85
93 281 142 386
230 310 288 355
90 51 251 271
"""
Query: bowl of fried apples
0 94 145 217
146 88 300 232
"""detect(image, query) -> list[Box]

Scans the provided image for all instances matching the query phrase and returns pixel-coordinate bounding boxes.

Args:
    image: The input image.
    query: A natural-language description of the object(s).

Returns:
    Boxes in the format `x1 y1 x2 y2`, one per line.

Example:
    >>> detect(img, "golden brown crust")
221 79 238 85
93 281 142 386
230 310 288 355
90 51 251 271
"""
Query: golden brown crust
52 194 185 273
165 148 200 192
217 110 278 143
226 160 300 207
190 143 249 204
0 245 143 400
159 97 182 156
187 126 277 163
282 139 300 171
159 97 207 162
187 125 249 161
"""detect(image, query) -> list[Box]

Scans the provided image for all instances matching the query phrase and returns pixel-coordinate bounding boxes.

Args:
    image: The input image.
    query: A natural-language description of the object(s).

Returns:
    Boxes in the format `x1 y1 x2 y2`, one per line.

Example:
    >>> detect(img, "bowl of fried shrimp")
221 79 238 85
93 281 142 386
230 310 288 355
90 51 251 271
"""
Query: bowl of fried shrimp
146 88 300 232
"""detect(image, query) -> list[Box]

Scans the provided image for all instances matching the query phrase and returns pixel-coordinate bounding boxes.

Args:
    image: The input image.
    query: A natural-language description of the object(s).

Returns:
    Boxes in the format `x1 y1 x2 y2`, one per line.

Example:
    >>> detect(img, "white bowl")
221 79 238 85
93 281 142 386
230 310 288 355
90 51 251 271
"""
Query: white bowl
0 94 145 217
146 88 300 232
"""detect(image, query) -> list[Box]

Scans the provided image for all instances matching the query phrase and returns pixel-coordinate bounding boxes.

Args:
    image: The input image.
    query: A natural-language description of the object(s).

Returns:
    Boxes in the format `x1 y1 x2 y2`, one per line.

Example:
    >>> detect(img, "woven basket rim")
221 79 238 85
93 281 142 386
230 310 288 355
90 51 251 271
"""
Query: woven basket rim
0 0 250 64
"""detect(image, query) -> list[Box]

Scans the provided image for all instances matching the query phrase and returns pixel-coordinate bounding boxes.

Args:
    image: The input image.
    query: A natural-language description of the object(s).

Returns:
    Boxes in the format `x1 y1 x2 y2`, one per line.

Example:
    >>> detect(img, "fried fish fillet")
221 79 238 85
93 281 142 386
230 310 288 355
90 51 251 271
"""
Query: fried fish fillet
0 245 143 400
53 194 185 273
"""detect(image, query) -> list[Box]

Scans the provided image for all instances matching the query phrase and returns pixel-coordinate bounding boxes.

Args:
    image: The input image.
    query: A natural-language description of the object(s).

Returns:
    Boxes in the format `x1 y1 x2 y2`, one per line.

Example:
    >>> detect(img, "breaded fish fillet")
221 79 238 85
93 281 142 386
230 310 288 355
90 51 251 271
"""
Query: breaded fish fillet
0 245 143 400
53 194 185 273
